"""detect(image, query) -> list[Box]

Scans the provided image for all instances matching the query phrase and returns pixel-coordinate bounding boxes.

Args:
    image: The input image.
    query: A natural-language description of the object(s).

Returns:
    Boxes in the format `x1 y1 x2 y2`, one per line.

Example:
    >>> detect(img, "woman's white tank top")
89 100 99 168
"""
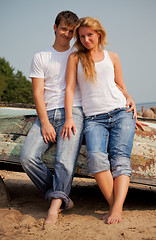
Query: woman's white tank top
77 50 126 116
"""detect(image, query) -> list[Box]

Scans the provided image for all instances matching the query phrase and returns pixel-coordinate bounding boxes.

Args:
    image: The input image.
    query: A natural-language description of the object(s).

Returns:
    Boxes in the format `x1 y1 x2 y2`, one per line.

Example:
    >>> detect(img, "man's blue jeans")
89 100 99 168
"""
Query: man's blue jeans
20 107 84 208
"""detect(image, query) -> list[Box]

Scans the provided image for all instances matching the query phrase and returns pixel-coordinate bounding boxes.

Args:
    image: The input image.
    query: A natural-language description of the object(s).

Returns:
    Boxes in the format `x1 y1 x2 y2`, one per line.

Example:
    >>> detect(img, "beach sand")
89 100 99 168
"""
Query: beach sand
0 170 156 240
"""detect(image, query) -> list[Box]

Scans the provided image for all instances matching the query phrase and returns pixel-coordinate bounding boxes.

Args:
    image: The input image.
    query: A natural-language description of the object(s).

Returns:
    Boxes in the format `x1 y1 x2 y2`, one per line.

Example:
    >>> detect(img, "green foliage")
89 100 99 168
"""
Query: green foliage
0 72 7 98
0 57 34 104
0 57 14 78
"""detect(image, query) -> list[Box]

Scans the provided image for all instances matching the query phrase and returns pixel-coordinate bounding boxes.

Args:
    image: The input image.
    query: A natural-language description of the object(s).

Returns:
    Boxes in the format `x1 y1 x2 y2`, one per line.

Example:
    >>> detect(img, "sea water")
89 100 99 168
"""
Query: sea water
0 107 37 117
0 101 156 117
136 101 156 112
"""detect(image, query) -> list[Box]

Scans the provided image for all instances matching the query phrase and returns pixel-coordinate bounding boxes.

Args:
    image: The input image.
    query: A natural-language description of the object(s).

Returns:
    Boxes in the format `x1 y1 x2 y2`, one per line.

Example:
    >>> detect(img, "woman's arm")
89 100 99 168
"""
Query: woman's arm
108 52 147 130
108 51 136 118
61 53 78 140
116 83 136 114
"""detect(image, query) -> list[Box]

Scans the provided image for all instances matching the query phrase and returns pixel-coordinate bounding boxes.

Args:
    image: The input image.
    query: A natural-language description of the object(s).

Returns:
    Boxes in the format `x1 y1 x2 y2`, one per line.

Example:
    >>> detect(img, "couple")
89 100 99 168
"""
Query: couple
20 11 144 225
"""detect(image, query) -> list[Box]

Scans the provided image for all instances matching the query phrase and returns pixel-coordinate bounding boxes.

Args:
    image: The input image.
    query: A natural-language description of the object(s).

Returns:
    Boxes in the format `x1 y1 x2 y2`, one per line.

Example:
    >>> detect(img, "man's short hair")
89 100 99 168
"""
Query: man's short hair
55 11 78 27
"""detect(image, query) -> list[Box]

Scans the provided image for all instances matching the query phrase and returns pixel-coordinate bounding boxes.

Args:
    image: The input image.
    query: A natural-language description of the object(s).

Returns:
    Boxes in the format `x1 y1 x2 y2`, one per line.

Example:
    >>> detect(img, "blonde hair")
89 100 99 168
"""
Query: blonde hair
74 17 108 83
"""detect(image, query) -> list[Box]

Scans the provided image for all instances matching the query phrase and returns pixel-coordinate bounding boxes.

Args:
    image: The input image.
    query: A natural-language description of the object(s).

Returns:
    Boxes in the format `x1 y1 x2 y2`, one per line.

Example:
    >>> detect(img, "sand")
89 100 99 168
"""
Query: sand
0 170 156 240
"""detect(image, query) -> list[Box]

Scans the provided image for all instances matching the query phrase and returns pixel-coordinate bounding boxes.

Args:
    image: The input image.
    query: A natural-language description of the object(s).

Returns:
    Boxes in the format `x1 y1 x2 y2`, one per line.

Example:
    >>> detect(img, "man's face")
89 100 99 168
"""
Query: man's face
54 20 74 46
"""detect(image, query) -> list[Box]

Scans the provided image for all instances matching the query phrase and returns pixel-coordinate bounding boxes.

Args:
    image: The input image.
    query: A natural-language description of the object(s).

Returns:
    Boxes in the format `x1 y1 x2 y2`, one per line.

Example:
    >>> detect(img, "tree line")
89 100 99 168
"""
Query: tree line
0 57 34 104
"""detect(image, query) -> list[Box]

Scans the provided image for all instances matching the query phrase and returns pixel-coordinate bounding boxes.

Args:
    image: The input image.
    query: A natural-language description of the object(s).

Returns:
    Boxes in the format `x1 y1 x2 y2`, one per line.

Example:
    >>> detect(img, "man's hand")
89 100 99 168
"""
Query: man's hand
41 122 56 143
135 119 148 131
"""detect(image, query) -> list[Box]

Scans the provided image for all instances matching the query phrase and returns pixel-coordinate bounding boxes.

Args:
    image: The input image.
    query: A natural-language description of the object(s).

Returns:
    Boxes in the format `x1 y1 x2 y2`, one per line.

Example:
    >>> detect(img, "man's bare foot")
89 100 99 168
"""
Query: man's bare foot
59 198 74 213
44 198 62 226
44 198 74 226
45 210 58 225
106 209 122 224
67 198 74 209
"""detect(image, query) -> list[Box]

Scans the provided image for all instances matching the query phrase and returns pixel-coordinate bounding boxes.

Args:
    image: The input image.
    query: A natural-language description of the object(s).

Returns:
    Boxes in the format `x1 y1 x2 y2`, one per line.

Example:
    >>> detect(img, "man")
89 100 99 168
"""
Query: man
20 11 83 225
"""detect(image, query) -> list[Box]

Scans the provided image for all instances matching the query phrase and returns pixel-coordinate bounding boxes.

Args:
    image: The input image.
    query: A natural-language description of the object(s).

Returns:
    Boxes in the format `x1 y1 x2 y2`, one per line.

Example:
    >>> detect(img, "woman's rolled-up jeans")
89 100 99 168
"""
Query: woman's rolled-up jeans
83 108 135 178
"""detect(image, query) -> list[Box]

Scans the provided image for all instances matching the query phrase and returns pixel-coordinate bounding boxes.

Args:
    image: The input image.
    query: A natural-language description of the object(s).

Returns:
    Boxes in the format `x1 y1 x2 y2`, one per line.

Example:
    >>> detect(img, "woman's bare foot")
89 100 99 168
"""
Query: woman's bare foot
106 208 122 224
101 212 110 221
101 206 113 222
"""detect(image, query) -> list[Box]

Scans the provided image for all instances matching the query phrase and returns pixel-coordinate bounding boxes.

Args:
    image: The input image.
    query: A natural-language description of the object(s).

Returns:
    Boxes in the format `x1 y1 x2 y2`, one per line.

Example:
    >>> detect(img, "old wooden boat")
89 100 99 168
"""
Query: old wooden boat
0 113 156 189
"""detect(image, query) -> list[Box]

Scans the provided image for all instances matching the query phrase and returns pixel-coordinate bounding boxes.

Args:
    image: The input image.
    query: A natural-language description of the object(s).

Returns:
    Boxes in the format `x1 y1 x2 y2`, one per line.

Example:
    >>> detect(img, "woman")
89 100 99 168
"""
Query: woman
61 17 140 224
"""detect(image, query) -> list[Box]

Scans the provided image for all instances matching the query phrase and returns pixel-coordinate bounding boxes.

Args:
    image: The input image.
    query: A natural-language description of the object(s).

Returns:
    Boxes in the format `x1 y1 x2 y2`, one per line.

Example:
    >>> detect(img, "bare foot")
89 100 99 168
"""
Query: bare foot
59 198 74 213
67 198 74 210
101 212 110 221
44 198 62 226
106 209 122 224
44 198 74 226
44 210 58 225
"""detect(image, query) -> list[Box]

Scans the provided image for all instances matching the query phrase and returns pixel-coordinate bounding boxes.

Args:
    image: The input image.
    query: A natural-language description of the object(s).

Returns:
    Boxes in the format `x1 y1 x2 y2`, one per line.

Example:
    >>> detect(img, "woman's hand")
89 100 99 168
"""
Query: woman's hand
61 118 76 140
115 83 136 118
125 94 148 131
125 94 148 130
126 94 136 119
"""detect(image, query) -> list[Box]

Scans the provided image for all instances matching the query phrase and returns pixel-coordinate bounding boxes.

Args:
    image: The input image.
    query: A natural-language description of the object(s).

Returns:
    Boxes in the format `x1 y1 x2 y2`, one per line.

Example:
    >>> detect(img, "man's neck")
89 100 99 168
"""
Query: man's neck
53 42 70 52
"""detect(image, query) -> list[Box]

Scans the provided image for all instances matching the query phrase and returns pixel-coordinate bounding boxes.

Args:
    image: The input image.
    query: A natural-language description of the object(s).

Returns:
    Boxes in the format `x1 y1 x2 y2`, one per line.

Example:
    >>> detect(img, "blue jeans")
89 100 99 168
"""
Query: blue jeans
20 107 84 208
84 108 135 178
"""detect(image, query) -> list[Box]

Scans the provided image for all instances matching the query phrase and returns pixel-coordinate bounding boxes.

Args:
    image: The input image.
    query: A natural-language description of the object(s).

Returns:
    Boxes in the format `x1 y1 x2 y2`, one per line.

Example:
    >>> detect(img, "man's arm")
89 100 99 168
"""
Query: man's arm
32 78 56 143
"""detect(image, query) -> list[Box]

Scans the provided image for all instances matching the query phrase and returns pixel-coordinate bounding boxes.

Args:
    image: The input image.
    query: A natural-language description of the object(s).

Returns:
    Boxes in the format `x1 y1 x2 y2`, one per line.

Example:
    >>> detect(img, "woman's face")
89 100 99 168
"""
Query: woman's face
78 26 100 50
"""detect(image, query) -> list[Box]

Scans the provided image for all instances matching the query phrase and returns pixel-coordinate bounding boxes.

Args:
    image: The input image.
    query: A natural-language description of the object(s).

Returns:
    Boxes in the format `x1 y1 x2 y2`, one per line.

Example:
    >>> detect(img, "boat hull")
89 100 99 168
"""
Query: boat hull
0 115 156 187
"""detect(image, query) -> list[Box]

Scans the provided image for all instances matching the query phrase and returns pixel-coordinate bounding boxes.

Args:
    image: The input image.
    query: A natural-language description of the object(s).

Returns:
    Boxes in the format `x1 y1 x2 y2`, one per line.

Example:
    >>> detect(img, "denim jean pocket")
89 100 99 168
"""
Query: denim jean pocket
83 117 95 135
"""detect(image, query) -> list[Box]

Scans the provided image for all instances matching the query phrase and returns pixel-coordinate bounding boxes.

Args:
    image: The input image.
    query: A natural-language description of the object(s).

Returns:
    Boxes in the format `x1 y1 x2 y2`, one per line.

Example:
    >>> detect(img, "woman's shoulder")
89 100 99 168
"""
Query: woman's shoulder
107 51 119 59
68 52 79 63
107 51 120 65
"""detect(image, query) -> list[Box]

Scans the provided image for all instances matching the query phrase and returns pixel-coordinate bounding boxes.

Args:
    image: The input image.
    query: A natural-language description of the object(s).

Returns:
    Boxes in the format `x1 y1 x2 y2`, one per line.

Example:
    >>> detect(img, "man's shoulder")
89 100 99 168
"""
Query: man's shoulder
33 47 52 58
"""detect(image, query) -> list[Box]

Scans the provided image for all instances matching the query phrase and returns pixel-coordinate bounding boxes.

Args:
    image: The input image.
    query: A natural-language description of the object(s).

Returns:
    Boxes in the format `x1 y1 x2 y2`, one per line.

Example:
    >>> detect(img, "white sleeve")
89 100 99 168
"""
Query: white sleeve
29 53 44 79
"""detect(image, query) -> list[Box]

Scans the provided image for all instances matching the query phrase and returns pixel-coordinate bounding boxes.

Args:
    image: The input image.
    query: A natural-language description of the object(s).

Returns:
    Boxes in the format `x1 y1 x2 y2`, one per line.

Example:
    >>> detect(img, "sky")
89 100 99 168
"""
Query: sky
0 0 156 104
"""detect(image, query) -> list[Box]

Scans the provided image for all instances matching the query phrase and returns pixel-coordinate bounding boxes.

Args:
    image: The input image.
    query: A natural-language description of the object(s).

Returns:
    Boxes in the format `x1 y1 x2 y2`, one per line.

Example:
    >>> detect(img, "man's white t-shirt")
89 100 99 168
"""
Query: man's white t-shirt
29 46 81 111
